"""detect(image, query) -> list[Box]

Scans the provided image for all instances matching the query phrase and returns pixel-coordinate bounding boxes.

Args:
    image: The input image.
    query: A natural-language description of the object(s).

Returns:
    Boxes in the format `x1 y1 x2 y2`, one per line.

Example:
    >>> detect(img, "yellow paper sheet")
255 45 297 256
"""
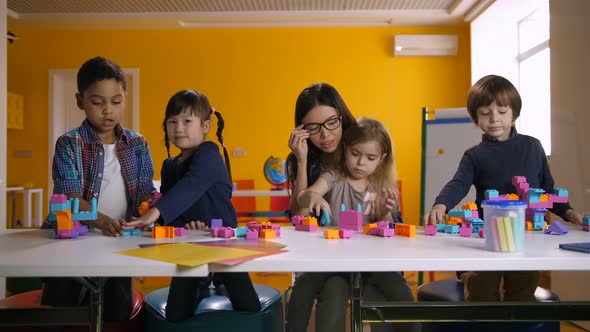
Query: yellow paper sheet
115 242 262 267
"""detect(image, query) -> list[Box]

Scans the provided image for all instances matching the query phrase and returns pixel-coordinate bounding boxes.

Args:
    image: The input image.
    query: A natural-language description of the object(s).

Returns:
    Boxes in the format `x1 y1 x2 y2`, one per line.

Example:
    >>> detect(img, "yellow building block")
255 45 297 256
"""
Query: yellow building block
260 229 276 239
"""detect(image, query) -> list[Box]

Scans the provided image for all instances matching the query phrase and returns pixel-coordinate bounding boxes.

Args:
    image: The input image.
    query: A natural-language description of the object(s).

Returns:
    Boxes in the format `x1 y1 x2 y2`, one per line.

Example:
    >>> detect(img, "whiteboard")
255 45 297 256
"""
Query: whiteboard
422 109 482 215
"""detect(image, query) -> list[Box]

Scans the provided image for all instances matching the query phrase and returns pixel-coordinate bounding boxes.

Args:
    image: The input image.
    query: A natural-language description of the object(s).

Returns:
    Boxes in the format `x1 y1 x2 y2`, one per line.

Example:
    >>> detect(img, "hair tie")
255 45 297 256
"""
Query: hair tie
211 107 216 114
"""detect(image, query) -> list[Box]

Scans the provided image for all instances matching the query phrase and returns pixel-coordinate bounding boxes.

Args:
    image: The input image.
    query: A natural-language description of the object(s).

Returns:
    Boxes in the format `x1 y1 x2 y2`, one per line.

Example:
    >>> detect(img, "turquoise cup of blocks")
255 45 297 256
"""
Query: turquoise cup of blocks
482 200 527 252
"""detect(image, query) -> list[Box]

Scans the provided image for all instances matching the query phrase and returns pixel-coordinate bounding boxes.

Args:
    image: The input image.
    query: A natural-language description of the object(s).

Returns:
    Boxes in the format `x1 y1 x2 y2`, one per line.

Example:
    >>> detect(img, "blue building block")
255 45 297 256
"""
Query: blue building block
554 188 568 197
436 223 446 232
485 189 499 199
527 189 545 203
444 225 460 234
236 226 247 237
449 209 472 218
583 216 590 226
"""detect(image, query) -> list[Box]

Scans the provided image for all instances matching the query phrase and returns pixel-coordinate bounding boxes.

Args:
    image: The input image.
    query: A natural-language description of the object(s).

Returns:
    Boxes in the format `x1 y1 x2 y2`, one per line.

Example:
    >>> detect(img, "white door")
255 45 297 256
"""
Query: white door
47 68 139 195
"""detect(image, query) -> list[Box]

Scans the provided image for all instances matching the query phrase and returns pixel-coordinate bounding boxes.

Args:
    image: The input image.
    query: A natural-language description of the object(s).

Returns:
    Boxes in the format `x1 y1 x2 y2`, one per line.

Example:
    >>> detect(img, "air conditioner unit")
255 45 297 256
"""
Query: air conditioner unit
394 34 458 57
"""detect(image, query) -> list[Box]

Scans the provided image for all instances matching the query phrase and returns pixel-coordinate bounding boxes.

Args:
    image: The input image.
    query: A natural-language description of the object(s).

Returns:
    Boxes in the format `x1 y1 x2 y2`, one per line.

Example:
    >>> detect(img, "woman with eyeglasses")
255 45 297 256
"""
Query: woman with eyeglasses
285 83 356 332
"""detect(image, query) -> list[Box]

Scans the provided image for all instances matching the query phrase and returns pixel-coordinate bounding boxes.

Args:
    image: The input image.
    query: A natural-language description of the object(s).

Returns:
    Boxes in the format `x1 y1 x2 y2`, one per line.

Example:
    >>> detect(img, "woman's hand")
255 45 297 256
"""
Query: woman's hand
185 221 208 230
124 207 160 229
288 124 310 161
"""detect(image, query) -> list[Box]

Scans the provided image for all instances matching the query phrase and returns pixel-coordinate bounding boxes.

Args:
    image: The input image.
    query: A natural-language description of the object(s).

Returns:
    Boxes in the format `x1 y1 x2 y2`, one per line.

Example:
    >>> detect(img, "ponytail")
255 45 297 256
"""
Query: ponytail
212 109 232 183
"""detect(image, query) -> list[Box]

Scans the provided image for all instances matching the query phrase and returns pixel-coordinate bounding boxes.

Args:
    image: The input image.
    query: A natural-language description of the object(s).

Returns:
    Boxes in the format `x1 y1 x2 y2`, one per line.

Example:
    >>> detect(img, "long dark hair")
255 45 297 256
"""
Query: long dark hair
163 90 232 181
286 83 356 189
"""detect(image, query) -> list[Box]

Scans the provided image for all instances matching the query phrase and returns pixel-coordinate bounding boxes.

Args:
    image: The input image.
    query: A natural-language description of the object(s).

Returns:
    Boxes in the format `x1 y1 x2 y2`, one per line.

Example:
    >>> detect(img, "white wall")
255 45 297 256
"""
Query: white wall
549 0 590 329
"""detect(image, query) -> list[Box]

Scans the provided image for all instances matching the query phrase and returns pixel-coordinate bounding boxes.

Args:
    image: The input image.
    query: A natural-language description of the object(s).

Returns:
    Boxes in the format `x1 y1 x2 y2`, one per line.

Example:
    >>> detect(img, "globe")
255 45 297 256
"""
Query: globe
263 156 287 186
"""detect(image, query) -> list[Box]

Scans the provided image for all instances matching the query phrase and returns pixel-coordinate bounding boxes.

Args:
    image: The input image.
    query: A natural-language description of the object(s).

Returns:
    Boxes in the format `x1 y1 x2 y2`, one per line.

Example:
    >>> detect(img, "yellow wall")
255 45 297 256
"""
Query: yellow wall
6 25 470 225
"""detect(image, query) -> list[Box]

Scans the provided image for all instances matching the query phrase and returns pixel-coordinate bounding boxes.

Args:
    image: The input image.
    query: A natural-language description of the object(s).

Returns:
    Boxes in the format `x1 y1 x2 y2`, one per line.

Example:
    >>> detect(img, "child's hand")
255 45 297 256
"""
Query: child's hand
185 221 208 230
424 204 447 225
565 209 584 225
95 217 125 237
378 187 397 218
306 193 331 218
125 207 160 229
288 124 310 162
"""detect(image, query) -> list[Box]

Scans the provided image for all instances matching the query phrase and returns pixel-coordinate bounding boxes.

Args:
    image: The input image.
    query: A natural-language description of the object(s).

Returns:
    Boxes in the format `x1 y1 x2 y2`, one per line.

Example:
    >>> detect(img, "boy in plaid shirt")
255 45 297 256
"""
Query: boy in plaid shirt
41 56 155 321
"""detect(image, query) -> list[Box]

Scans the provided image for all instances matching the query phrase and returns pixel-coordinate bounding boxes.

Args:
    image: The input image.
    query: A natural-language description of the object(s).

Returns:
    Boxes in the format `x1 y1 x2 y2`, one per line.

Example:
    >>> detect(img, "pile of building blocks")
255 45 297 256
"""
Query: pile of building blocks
47 194 96 239
426 202 484 238
292 216 319 232
152 226 186 238
487 176 570 233
584 216 590 232
210 221 281 240
361 221 395 237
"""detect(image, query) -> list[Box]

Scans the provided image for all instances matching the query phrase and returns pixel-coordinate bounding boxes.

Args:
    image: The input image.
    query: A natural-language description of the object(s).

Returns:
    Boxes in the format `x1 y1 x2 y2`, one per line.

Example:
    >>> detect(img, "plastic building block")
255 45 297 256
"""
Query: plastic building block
424 224 437 236
324 229 339 239
295 217 319 232
319 210 331 226
583 225 590 232
583 215 590 226
449 209 472 218
47 194 96 239
394 224 416 237
291 215 304 225
210 218 223 229
339 229 353 239
363 223 377 235
260 228 276 239
139 201 150 216
462 202 477 211
236 226 248 237
459 223 472 237
218 227 235 238
339 207 363 231
246 221 260 230
478 228 485 238
435 223 446 232
152 226 175 238
443 224 459 234
446 217 462 225
544 221 568 235
485 189 499 199
271 225 281 237
174 227 186 237
377 227 395 237
245 229 259 240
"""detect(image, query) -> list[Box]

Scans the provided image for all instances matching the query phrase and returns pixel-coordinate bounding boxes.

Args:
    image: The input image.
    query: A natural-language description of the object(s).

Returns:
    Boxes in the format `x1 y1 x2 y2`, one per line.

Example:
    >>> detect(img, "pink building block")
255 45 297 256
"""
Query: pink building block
459 223 473 237
549 194 568 204
174 227 186 237
271 225 281 237
291 215 304 225
50 194 68 204
424 224 437 236
377 228 395 237
210 228 220 237
246 229 259 239
218 227 235 238
339 229 353 239
339 210 363 231
478 228 485 238
246 221 259 230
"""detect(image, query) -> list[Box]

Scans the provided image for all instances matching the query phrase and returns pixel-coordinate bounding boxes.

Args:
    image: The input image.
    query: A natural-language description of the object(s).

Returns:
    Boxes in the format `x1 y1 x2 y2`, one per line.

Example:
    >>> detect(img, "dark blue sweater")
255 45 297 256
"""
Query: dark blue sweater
434 129 572 220
155 141 237 228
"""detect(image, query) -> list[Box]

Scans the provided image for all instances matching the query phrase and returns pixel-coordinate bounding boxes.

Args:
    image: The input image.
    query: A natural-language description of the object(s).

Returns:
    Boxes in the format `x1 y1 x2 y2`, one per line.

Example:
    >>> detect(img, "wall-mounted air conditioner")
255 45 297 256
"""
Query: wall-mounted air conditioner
394 34 458 57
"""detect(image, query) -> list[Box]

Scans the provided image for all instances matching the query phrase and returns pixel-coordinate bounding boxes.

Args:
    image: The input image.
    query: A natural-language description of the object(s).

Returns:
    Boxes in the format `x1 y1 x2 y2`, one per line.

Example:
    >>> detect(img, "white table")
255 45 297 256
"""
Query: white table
1 226 589 331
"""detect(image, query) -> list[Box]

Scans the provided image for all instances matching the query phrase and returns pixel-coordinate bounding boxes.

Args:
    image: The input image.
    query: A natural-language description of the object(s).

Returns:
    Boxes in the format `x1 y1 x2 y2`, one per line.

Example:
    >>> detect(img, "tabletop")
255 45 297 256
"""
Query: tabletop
232 189 289 197
1 226 589 277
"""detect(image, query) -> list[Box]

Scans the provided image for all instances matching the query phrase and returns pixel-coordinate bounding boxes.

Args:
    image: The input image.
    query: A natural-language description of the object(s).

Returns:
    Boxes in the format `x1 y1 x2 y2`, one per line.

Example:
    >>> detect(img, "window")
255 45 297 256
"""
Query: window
471 0 551 155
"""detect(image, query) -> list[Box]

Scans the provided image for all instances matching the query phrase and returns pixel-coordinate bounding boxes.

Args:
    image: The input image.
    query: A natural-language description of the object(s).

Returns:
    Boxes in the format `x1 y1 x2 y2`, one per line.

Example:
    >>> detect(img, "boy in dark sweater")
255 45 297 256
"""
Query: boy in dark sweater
424 75 583 301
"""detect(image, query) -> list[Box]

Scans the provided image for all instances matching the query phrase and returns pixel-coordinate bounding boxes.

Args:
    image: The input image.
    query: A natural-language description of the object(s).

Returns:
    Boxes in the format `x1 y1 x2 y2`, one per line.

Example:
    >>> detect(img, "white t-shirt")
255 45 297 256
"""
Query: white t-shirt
98 143 128 220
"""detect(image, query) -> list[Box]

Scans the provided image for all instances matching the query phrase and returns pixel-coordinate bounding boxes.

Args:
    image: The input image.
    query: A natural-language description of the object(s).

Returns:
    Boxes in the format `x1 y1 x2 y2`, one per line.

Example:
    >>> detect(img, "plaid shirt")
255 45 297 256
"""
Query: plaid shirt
48 119 155 224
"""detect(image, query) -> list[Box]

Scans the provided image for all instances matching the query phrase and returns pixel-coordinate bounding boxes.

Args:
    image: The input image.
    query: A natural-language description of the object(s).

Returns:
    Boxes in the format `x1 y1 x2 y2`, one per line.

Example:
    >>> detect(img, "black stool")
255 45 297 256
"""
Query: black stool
417 279 560 332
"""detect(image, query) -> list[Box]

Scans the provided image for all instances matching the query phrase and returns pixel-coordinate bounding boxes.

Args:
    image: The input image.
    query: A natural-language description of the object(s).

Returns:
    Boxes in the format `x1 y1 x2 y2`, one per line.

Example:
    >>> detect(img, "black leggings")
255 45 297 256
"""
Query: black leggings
165 272 261 322
41 277 133 322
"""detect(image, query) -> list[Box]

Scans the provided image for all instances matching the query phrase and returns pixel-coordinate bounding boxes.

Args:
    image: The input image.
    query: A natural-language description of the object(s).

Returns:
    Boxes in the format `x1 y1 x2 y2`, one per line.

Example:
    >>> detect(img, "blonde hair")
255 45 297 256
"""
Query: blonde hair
335 117 398 202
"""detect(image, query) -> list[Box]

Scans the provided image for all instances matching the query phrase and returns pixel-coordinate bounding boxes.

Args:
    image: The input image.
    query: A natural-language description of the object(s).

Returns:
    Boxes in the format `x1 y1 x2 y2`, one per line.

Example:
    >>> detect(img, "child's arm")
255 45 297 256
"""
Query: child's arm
288 125 311 216
423 204 447 225
564 209 583 225
297 177 331 216
126 206 160 228
66 193 126 236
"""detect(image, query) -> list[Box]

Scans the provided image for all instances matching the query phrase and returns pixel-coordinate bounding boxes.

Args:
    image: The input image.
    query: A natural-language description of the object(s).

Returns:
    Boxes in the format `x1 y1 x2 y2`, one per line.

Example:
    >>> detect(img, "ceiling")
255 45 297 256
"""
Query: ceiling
6 0 491 29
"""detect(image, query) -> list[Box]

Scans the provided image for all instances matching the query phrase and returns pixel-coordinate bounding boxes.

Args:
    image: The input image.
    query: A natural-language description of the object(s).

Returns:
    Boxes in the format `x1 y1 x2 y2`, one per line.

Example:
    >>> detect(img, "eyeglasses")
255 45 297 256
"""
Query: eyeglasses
303 116 342 135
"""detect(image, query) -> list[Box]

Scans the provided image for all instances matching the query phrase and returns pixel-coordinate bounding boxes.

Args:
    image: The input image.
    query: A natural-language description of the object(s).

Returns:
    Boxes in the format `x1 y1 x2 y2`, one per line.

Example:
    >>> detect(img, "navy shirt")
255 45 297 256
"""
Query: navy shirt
155 141 237 228
434 129 572 220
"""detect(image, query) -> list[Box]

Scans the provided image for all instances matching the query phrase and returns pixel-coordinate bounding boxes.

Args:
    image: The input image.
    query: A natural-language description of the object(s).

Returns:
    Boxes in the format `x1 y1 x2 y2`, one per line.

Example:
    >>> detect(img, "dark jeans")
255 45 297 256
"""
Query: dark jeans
460 271 539 301
41 277 133 322
165 272 261 322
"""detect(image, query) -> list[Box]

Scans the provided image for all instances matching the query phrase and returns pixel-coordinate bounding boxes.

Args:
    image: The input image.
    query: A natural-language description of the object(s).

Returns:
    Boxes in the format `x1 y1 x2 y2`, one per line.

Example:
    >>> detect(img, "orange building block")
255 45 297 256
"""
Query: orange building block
363 223 377 235
324 229 339 239
462 202 477 211
540 194 549 202
55 210 73 230
526 221 533 231
395 224 416 237
139 201 150 216
302 217 318 226
152 226 175 238
260 229 276 239
507 193 519 200
447 217 462 225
